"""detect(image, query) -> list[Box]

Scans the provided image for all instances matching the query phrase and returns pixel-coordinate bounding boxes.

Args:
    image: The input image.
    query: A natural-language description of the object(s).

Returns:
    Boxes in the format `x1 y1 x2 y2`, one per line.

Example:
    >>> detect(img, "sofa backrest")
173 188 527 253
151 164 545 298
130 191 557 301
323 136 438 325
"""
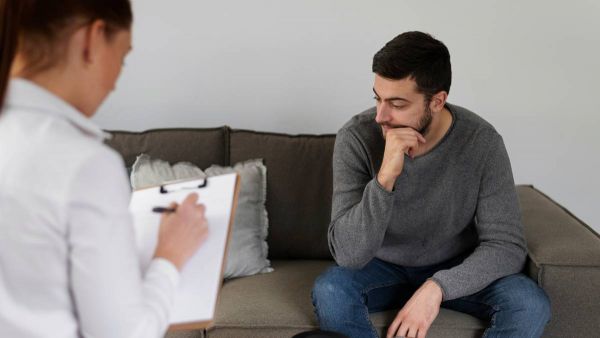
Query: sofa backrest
106 127 230 169
229 130 335 260
105 127 335 261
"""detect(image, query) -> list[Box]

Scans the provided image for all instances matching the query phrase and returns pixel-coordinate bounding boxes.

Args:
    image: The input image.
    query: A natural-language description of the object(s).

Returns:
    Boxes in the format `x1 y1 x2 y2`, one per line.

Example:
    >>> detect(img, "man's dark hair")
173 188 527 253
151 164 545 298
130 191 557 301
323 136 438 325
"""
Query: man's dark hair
372 31 452 100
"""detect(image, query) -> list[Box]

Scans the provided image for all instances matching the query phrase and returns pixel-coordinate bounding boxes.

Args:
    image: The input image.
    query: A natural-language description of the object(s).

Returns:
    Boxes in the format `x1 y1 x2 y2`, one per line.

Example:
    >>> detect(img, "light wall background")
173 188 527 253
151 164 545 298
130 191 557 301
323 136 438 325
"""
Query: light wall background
95 0 600 232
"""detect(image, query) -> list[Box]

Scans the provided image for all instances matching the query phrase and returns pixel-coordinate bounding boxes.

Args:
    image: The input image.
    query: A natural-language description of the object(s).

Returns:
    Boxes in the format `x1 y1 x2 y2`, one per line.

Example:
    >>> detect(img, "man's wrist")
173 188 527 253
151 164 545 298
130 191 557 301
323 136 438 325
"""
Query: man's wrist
377 172 396 192
424 279 444 303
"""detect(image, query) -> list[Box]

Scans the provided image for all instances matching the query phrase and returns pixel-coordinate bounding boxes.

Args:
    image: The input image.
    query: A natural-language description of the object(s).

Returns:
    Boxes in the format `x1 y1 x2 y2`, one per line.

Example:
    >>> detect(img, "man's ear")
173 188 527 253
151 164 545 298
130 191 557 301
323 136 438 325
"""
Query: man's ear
429 91 448 112
81 20 107 66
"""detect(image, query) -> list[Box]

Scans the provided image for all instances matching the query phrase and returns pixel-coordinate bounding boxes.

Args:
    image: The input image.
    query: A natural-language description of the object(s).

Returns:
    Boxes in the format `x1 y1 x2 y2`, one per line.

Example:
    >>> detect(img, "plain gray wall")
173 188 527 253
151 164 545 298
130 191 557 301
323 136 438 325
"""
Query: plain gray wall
94 0 600 232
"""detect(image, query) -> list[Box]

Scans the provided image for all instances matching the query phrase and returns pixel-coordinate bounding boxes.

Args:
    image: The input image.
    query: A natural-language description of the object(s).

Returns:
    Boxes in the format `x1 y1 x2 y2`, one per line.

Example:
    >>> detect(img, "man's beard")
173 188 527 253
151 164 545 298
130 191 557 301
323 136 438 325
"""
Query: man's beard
380 102 433 137
416 103 433 135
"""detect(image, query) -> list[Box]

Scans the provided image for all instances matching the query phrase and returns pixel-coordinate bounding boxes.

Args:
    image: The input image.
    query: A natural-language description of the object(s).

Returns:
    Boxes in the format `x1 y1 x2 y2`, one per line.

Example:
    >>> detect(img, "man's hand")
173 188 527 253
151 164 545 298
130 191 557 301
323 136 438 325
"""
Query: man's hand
386 280 443 338
377 128 426 191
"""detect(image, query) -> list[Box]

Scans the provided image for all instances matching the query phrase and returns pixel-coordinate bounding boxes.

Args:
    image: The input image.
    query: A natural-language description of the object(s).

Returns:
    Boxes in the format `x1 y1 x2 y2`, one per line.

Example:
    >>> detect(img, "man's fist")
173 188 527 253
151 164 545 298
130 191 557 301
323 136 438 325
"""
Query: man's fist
377 128 426 191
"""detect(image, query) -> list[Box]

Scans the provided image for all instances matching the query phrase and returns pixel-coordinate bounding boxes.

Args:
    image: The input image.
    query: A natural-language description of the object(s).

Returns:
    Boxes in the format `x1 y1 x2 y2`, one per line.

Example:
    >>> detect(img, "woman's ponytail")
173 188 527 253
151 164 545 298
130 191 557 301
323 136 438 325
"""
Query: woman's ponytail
0 0 21 112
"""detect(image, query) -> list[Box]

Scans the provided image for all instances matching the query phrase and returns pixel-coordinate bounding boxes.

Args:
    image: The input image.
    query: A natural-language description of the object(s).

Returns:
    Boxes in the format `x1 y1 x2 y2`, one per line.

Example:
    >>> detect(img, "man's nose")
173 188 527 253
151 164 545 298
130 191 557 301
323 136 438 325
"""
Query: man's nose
375 103 390 124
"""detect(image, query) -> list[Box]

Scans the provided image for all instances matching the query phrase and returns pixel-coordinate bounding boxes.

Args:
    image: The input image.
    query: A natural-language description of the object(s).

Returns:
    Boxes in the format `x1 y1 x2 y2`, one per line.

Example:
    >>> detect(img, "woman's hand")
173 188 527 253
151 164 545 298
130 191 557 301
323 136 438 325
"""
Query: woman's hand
153 193 208 270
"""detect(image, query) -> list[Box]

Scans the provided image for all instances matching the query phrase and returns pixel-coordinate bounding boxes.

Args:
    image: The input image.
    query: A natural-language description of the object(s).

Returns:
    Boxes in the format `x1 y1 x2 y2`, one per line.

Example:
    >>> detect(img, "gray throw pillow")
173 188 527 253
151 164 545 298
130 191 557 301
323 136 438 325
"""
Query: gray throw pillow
131 154 206 189
205 160 273 278
130 154 273 279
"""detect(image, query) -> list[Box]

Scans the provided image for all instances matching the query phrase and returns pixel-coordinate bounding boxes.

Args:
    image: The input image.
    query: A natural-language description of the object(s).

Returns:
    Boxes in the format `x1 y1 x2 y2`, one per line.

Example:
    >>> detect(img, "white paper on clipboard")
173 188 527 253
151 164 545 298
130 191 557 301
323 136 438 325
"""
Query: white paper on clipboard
129 173 239 330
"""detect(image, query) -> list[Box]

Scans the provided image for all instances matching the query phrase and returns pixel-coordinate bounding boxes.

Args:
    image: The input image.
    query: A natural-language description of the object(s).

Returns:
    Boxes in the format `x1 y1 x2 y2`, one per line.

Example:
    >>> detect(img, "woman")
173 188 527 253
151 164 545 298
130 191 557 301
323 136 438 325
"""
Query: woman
0 1 208 337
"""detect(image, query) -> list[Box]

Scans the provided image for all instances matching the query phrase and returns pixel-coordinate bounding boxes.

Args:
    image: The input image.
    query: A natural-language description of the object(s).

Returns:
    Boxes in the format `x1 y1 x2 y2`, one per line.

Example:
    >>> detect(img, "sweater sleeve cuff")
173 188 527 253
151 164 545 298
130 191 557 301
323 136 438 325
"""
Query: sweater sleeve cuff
371 176 396 195
149 257 181 288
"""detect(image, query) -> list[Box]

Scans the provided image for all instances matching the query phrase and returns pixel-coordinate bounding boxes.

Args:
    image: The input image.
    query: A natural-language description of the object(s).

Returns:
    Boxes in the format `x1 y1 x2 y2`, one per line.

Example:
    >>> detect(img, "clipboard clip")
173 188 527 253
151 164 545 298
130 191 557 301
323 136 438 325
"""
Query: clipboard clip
159 179 208 194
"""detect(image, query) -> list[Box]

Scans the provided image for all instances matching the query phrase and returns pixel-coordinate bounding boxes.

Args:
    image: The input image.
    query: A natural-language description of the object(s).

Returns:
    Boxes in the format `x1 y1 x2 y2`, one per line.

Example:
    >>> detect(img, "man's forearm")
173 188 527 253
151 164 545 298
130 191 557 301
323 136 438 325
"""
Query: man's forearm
328 178 395 269
431 241 526 300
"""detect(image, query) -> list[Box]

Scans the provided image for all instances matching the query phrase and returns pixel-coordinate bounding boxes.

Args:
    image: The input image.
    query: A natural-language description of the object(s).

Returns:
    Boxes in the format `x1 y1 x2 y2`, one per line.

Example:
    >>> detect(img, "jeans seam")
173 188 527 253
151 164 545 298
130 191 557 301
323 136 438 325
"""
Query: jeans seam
360 280 407 338
481 308 498 338
361 308 380 338
455 298 498 338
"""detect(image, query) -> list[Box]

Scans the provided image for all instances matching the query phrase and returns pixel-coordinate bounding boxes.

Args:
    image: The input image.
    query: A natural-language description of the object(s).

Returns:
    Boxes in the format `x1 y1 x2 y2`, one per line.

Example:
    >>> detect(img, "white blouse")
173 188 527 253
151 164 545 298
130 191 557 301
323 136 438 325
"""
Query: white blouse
0 79 179 338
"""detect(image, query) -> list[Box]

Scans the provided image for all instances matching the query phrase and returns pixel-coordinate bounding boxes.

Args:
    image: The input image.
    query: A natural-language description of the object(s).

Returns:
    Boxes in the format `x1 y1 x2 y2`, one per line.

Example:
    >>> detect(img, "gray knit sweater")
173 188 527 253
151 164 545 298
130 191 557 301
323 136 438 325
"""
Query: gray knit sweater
328 103 527 301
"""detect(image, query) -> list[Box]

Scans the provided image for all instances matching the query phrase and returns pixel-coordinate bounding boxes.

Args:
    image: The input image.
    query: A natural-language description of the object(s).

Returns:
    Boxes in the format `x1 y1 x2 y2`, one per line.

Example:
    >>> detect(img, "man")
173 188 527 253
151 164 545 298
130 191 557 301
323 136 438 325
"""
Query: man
312 31 551 338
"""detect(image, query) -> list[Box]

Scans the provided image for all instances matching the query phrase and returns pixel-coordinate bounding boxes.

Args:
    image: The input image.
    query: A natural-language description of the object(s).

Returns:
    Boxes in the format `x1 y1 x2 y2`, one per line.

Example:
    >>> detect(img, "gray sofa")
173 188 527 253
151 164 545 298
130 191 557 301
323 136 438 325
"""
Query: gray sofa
106 126 600 338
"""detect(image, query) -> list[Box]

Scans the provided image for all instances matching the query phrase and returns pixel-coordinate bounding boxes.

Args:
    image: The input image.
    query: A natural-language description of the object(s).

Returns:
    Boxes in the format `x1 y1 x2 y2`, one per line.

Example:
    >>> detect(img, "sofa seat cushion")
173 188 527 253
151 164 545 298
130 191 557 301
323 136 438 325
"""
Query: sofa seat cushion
208 260 486 338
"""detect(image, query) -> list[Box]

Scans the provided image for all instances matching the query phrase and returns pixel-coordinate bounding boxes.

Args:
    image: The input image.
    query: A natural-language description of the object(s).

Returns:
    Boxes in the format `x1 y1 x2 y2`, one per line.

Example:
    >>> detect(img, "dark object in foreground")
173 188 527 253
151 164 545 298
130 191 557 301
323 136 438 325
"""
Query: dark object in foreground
292 329 348 338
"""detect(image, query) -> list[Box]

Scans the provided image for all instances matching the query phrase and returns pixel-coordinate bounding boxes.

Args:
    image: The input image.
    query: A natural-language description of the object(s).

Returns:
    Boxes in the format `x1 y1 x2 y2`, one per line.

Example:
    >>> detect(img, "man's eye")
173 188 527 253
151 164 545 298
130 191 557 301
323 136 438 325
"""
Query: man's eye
392 105 405 109
373 96 381 102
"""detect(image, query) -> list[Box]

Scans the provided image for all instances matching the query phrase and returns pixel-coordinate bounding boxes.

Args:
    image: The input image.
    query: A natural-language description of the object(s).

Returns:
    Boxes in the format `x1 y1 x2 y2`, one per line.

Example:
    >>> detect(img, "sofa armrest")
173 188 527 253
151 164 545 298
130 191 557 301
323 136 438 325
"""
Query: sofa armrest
517 185 600 337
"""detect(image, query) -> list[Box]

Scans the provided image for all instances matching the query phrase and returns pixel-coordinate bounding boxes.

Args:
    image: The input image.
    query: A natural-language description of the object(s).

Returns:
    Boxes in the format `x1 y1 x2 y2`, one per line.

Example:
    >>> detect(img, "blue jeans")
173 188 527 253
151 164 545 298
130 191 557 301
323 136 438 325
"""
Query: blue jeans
312 255 551 338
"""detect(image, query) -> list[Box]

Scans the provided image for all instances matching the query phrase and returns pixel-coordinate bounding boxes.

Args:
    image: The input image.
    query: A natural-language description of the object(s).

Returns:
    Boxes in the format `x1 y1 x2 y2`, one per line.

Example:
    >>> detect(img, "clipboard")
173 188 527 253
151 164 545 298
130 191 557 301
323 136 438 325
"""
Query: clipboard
129 173 241 330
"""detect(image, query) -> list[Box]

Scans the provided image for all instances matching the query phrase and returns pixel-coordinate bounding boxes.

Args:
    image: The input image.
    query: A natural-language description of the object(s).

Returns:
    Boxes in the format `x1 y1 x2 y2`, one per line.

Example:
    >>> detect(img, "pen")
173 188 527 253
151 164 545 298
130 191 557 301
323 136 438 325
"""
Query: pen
152 206 177 213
